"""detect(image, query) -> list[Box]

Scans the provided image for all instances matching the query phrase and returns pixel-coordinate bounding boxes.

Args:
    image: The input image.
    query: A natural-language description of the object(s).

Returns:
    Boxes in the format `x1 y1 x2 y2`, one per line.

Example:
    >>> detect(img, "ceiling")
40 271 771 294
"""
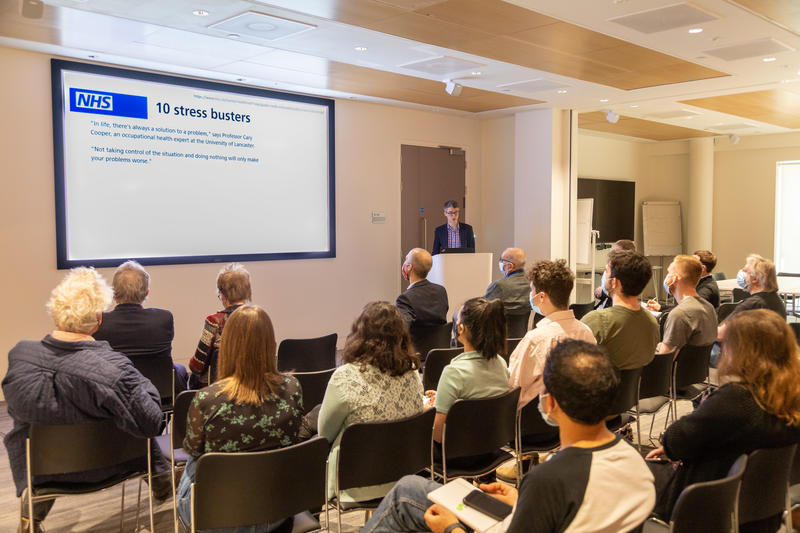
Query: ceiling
3 0 800 141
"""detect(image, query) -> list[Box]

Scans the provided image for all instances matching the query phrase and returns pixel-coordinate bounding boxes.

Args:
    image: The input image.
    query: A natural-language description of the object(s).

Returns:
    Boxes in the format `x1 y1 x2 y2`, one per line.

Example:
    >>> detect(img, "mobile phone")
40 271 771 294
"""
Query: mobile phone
646 456 669 464
462 489 513 521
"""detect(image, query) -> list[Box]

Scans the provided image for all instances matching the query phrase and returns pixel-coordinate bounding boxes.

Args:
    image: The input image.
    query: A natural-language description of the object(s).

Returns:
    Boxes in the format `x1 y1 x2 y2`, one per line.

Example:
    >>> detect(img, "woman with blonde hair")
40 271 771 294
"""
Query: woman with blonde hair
647 309 800 530
178 305 303 532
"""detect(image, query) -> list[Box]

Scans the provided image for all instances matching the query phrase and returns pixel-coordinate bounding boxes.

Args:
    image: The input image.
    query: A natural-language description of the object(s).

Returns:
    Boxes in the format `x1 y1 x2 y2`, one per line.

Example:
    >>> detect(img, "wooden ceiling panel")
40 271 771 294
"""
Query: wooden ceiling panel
680 89 800 129
510 22 625 56
730 0 800 35
579 112 715 141
413 0 557 36
370 11 496 50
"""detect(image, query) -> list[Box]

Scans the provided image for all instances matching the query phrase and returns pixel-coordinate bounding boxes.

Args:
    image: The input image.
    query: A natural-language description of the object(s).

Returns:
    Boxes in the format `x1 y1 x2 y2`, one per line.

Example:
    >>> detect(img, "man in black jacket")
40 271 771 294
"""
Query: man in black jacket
396 248 448 328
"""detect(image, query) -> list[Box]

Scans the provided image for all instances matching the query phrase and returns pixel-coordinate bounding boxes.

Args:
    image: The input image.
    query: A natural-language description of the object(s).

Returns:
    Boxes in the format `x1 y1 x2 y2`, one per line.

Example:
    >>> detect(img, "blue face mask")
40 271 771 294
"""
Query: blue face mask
663 274 674 295
601 271 609 296
530 292 542 316
737 269 749 290
537 394 559 427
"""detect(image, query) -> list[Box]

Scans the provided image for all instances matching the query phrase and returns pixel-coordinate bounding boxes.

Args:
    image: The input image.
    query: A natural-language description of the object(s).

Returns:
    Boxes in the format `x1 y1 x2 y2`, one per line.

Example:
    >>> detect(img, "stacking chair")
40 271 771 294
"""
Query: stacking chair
505 337 522 360
24 420 155 533
711 272 727 281
293 368 336 414
433 388 520 483
636 350 675 446
185 436 329 533
410 322 452 364
505 312 530 339
422 347 463 391
716 302 739 323
569 301 595 320
669 344 714 424
732 288 749 303
643 454 747 533
514 399 560 485
605 367 643 447
130 357 177 418
278 333 337 372
331 409 435 532
790 322 800 345
738 444 797 532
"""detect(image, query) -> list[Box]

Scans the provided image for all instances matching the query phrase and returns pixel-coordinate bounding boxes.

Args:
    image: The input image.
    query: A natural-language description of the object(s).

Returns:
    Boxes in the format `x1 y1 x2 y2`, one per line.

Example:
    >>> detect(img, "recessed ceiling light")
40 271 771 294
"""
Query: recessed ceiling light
688 28 703 34
192 9 209 16
630 104 639 108
763 57 777 62
557 89 567 94
600 98 609 102
227 33 240 39
471 71 482 76
354 46 367 51
236 78 246 82
87 54 96 59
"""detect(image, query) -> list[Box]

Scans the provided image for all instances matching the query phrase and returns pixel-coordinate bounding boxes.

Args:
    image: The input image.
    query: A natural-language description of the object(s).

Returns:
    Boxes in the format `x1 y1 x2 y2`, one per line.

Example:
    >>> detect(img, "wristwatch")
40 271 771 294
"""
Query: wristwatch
443 523 465 533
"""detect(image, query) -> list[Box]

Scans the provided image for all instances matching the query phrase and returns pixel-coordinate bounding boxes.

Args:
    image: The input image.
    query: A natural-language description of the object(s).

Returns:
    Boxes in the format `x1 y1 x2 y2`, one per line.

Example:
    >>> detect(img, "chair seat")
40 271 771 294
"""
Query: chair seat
606 413 635 433
516 433 560 454
334 497 383 512
638 396 670 414
641 518 669 533
32 469 143 497
273 511 320 533
155 434 190 464
676 383 708 401
433 450 514 479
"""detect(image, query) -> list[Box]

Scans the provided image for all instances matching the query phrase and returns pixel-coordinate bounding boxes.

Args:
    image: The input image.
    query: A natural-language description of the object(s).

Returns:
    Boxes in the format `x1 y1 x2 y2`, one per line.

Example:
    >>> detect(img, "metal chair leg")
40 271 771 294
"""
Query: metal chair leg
119 481 125 533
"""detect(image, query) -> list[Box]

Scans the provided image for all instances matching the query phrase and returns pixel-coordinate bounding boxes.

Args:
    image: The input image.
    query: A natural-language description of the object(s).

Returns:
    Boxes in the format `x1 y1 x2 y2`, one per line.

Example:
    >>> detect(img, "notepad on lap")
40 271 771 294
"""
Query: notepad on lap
427 478 507 533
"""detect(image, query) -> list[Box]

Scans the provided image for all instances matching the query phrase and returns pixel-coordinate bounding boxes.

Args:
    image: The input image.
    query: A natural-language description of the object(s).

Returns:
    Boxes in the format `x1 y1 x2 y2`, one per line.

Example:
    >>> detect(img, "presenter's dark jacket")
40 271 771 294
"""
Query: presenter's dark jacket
431 223 475 255
395 279 449 328
94 303 174 361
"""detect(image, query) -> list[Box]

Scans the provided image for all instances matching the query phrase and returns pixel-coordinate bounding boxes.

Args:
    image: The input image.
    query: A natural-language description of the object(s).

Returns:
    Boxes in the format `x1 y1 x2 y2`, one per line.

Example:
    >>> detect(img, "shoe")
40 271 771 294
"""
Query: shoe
619 425 634 443
495 453 539 484
147 472 174 502
18 518 44 533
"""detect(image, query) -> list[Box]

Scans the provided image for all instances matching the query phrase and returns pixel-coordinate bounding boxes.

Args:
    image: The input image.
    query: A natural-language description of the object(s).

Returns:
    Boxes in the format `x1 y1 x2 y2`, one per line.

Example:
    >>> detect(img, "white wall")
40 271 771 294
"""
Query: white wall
0 46 483 396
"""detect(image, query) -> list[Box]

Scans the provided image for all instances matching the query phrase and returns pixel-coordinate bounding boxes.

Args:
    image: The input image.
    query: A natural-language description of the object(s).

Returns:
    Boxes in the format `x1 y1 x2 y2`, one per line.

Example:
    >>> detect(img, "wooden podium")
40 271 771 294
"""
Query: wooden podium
428 253 493 321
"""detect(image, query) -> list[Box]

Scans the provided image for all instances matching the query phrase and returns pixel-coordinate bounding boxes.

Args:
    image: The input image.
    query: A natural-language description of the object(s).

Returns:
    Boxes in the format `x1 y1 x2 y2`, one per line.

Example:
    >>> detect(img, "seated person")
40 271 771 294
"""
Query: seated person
429 298 510 465
484 247 530 317
3 267 167 533
178 305 304 532
693 249 721 308
396 248 448 328
647 309 800 531
188 263 251 388
432 200 475 255
582 250 659 370
318 302 423 502
594 239 636 310
656 255 717 355
94 260 188 390
361 339 655 533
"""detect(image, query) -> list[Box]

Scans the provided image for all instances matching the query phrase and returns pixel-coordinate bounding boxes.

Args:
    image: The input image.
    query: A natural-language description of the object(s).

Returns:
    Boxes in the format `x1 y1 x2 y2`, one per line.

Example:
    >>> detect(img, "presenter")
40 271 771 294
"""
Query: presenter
431 200 475 255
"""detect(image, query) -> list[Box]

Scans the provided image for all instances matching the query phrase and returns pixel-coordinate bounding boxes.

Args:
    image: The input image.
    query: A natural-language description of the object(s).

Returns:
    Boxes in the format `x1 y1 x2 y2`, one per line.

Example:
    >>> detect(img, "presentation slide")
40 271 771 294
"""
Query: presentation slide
52 60 335 268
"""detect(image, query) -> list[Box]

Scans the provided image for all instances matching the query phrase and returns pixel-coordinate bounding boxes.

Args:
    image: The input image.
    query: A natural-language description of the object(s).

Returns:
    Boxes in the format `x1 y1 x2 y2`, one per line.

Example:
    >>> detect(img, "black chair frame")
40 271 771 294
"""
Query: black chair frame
514 399 560 485
422 347 463 391
636 350 675 447
293 368 336 414
668 344 713 425
410 322 453 364
278 333 338 372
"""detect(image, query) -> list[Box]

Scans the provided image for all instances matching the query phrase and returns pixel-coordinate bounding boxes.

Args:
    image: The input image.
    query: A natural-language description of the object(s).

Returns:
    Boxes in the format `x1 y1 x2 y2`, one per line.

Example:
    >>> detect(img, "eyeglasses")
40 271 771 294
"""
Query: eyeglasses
445 210 459 215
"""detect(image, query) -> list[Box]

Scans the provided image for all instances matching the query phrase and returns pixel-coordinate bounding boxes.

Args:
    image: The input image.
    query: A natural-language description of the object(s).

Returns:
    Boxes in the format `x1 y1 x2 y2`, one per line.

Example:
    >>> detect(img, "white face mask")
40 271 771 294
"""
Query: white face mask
537 393 558 427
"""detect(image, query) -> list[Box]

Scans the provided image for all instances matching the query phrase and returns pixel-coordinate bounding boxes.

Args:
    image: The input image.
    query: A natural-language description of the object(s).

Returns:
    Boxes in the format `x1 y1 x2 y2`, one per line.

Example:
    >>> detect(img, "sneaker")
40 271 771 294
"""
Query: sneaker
495 453 539 484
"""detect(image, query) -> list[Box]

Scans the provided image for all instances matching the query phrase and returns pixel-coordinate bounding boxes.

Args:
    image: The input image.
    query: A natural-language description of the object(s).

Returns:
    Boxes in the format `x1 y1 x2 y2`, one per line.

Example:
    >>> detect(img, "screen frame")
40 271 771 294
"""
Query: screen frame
51 58 336 269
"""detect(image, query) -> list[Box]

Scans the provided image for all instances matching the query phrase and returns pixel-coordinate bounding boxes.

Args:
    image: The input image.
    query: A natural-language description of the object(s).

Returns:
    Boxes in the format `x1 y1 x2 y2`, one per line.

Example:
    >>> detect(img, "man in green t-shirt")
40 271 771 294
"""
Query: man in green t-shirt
581 250 659 370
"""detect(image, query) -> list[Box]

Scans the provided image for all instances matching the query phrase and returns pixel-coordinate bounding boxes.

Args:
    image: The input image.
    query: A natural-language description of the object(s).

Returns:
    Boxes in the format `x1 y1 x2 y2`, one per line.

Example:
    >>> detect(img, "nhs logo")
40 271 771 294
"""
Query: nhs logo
69 88 148 119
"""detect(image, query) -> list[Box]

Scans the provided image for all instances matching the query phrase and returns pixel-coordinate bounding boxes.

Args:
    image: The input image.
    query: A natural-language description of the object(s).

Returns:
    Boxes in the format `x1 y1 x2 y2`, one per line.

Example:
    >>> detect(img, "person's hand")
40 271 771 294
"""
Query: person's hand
594 286 603 299
424 504 464 533
423 390 436 410
646 299 661 312
479 482 518 507
646 446 666 460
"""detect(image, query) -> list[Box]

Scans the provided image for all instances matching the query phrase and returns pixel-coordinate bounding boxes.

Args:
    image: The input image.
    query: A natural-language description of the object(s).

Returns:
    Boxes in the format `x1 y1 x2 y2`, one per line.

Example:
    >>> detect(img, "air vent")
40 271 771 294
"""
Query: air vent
496 79 570 93
704 38 794 61
646 110 701 119
609 3 717 33
209 12 315 41
400 56 484 76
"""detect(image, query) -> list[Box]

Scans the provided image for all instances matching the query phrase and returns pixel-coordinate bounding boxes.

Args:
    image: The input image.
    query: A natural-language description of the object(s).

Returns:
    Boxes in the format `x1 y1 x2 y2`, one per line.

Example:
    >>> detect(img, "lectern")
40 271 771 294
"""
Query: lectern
428 253 493 320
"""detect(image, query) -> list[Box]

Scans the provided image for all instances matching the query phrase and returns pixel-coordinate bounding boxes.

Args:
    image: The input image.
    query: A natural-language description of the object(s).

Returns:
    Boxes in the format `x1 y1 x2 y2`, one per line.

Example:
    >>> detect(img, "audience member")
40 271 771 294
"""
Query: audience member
594 239 636 310
396 248 448 328
727 253 785 320
318 302 423 501
188 263 251 388
3 268 167 533
655 255 717 354
178 305 303 532
582 250 659 370
647 309 800 531
693 249 721 308
361 339 655 533
432 200 475 255
94 260 188 390
484 248 530 317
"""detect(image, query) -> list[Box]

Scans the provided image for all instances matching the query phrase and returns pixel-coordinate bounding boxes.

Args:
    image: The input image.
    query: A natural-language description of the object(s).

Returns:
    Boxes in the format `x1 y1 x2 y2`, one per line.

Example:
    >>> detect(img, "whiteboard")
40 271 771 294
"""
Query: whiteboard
642 201 682 256
576 198 594 265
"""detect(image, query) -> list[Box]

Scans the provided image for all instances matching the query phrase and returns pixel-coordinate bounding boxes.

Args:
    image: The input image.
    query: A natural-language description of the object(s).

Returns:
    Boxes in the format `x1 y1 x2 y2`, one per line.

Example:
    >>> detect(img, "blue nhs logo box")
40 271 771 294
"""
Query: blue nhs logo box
69 88 148 119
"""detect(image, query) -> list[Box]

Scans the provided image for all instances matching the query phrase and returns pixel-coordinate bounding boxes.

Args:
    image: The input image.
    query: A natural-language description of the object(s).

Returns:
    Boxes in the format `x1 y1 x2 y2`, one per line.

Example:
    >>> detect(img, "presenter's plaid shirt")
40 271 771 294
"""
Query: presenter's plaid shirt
447 223 461 249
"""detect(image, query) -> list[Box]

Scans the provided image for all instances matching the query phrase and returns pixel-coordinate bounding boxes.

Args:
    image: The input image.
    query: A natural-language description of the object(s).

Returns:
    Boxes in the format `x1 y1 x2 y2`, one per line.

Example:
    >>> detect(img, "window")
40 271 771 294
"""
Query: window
774 161 800 275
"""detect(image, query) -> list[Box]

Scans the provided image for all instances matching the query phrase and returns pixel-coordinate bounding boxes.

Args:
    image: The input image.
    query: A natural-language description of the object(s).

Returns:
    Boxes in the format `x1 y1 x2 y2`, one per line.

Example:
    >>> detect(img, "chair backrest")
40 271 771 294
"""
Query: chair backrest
717 302 739 323
410 322 452 363
672 344 713 392
422 347 463 391
505 338 522 358
790 323 800 346
732 288 749 303
277 333 337 372
172 390 198 448
669 454 747 533
569 302 595 320
337 409 435 492
130 356 175 403
639 350 675 399
505 312 530 339
711 272 726 281
517 397 559 442
193 436 329 530
738 444 797 525
29 420 148 476
443 388 520 460
608 367 643 416
293 368 336 413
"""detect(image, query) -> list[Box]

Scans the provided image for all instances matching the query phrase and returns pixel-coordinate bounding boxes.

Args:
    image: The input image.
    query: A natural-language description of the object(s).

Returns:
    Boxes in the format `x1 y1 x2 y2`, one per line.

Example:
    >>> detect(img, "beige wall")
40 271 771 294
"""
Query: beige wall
0 46 483 397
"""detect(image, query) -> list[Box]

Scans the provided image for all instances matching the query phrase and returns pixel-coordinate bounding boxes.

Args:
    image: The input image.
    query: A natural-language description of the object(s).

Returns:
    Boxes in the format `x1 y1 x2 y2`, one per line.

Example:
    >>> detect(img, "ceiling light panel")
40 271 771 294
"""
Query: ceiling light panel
209 12 315 42
608 3 717 33
496 79 570 93
401 56 484 76
703 38 794 61
646 110 701 119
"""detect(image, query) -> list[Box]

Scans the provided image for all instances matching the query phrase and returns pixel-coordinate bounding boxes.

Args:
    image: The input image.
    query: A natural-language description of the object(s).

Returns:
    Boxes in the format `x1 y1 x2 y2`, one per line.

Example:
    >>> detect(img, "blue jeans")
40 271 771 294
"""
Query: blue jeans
177 457 288 533
361 475 444 533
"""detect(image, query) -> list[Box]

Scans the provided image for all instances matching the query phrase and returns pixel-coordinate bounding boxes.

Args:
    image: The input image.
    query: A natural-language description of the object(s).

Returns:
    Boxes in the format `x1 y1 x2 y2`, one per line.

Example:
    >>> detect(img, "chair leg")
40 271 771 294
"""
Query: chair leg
135 478 143 531
147 446 154 533
337 500 342 533
635 406 642 452
119 481 125 533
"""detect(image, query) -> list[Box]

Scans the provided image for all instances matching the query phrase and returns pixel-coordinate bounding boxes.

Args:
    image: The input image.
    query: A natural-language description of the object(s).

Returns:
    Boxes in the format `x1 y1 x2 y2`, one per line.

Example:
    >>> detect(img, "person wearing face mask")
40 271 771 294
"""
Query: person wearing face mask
484 247 531 317
655 255 717 355
395 247 449 328
593 239 636 310
360 339 655 533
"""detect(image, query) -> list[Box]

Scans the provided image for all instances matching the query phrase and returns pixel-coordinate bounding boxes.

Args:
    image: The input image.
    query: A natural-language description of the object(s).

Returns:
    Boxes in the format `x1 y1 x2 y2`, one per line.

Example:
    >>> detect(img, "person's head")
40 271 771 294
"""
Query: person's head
605 250 652 298
456 297 506 360
499 248 526 276
742 254 778 293
443 200 460 226
343 301 419 376
217 305 282 404
47 267 113 335
718 309 800 426
665 255 703 297
612 239 636 253
402 248 432 282
111 260 150 304
217 263 252 305
693 249 717 277
542 339 620 425
525 259 574 312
